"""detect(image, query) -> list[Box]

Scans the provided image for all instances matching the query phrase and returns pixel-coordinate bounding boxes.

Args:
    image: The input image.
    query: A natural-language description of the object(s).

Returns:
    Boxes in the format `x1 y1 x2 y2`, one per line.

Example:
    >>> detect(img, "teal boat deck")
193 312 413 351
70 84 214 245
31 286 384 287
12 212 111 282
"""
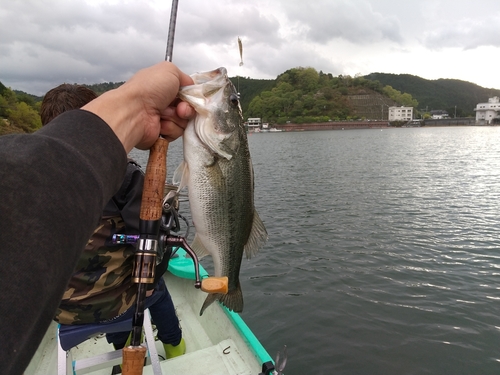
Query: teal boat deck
25 248 274 375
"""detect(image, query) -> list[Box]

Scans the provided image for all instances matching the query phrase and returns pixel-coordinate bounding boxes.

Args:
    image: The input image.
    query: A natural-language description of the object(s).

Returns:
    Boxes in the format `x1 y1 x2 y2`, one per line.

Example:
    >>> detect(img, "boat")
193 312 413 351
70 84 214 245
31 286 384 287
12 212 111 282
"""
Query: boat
24 247 276 375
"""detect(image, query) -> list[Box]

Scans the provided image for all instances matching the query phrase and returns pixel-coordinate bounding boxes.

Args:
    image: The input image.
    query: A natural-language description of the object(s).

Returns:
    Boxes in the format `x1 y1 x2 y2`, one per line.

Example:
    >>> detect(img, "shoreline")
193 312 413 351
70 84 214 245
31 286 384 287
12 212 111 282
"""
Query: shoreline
263 118 490 132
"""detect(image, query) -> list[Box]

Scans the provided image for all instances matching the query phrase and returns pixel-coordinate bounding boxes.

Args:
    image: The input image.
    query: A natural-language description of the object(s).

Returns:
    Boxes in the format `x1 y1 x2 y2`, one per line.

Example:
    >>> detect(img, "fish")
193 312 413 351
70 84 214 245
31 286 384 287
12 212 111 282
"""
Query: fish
175 67 268 315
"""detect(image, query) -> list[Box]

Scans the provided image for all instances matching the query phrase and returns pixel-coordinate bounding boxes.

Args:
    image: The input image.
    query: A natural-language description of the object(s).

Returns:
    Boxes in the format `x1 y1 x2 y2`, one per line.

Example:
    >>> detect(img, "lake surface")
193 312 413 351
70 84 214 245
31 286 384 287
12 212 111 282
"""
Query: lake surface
131 126 500 375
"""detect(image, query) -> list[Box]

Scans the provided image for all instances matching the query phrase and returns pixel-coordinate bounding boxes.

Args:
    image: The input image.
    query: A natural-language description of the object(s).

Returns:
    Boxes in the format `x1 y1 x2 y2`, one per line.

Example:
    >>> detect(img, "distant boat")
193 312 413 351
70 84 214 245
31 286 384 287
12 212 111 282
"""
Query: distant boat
269 128 282 132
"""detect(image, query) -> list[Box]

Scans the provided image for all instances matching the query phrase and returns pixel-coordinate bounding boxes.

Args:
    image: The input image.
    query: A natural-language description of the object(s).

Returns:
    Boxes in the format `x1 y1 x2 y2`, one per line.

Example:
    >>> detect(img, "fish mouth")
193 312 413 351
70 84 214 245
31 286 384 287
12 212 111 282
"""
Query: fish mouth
179 67 230 111
190 67 227 85
178 66 240 160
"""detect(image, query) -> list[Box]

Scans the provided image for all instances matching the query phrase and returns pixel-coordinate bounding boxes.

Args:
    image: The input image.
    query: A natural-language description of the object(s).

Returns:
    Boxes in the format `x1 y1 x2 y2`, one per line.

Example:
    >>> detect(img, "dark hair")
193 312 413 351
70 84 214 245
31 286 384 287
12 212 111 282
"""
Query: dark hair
40 84 98 125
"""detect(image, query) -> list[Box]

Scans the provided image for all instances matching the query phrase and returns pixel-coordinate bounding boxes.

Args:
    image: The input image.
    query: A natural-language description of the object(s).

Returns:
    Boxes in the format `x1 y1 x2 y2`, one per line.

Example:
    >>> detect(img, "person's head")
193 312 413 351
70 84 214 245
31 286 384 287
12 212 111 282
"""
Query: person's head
40 84 98 125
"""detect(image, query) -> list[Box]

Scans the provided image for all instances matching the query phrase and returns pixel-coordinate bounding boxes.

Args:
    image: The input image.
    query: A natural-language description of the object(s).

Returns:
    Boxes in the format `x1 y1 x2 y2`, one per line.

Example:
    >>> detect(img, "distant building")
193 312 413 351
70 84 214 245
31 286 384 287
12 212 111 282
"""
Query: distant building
474 97 500 125
430 110 449 119
247 118 261 129
388 106 413 121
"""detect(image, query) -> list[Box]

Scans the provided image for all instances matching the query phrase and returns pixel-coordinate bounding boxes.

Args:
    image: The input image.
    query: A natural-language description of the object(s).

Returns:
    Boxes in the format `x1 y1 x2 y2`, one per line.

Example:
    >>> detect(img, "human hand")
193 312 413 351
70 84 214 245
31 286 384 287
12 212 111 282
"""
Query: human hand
83 62 195 152
159 100 195 142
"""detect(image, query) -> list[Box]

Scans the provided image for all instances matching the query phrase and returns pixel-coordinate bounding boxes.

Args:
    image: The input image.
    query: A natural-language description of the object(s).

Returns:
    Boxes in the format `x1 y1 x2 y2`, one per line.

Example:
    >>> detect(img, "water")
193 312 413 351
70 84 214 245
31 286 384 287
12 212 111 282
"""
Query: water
131 126 500 375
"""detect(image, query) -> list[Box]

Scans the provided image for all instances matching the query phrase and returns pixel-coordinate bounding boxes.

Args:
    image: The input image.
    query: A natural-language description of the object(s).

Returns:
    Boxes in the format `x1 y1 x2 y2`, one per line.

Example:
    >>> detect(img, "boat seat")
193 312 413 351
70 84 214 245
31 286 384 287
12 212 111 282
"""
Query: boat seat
57 308 163 375
58 318 133 351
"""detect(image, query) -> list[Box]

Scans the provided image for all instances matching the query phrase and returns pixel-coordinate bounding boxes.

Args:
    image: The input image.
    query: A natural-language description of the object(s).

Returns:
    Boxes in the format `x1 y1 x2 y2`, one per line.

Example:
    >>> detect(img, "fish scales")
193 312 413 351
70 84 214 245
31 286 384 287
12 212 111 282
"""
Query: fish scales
175 67 267 315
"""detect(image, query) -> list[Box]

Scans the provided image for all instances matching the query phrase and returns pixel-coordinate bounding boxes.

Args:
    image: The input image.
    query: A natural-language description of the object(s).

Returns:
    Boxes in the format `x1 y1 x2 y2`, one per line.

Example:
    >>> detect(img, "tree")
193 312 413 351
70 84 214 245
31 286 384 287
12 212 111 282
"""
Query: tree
7 102 42 133
0 88 17 118
297 67 319 92
383 85 418 108
247 96 264 119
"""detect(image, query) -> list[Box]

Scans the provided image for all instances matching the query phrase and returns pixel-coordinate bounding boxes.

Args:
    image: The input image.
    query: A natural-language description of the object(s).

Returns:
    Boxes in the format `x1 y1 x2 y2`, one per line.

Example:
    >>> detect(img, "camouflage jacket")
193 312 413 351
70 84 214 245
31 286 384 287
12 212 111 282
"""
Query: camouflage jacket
55 160 144 325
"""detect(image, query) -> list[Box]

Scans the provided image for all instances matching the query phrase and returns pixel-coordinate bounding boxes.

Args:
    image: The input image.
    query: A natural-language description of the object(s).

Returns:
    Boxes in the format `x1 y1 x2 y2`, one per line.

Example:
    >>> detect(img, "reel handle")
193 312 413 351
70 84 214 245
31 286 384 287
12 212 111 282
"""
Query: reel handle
201 276 229 294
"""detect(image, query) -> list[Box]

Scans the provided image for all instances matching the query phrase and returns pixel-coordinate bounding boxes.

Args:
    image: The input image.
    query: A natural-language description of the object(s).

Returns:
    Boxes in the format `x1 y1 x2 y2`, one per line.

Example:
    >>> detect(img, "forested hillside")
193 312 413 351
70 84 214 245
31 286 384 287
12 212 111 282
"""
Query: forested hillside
0 82 42 135
3 68 497 134
364 73 500 117
229 76 275 114
83 81 124 95
246 67 418 124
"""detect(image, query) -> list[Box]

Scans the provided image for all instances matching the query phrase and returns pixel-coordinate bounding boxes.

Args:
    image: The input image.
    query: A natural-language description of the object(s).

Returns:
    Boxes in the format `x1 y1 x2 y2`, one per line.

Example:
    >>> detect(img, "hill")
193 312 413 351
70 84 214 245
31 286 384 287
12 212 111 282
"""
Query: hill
83 82 124 95
244 67 418 124
4 69 499 134
229 76 275 114
364 73 500 117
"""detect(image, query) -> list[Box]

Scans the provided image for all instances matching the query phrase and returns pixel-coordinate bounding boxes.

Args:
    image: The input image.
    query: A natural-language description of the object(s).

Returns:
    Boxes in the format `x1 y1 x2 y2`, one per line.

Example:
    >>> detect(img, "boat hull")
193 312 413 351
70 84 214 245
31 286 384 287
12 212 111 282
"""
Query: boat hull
25 248 273 375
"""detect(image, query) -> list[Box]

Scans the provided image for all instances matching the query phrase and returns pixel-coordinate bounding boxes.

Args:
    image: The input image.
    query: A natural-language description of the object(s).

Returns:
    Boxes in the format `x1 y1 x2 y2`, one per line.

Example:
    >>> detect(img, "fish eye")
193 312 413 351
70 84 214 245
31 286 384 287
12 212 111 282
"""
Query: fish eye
229 93 239 106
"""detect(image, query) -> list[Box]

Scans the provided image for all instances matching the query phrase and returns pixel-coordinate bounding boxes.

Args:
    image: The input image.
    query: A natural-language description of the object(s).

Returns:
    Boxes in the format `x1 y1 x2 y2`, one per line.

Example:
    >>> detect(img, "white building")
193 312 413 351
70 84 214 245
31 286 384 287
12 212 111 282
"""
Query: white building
247 117 261 129
474 97 500 125
430 110 449 119
388 106 413 121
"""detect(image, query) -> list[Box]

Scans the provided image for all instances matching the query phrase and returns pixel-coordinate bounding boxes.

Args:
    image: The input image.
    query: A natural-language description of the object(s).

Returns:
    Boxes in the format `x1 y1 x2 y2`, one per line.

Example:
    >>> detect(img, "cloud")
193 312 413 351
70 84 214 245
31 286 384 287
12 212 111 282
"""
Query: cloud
423 14 500 50
0 1 171 93
1 0 500 95
175 3 281 46
282 0 404 44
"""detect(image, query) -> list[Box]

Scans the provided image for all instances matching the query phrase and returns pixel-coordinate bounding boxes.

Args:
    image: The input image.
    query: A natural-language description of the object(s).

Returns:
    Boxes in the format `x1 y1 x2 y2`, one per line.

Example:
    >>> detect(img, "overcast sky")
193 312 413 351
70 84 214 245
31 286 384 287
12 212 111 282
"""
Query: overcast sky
2 0 500 96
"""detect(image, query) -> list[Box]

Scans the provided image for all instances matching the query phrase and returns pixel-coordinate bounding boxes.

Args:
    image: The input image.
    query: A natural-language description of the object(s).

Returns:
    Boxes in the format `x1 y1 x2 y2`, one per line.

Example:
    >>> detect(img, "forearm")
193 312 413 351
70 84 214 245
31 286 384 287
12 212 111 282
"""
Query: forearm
81 86 147 153
0 110 127 374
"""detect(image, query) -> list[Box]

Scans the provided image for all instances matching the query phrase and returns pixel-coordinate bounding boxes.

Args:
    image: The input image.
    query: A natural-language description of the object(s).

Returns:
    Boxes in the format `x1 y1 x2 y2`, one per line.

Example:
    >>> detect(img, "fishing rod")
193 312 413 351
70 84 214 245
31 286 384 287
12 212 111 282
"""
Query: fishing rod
122 1 227 373
121 1 179 373
165 0 179 62
121 137 167 374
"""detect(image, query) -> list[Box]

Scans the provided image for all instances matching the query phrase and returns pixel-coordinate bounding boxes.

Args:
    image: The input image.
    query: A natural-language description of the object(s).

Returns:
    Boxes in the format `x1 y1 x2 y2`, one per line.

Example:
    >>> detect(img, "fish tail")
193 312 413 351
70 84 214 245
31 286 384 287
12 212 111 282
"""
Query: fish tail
220 283 244 313
200 293 220 316
199 284 244 315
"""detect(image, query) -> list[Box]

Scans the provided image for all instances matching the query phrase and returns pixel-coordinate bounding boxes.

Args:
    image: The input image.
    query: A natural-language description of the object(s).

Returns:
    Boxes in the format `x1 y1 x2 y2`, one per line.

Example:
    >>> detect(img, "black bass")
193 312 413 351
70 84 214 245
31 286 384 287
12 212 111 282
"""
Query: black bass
175 67 268 315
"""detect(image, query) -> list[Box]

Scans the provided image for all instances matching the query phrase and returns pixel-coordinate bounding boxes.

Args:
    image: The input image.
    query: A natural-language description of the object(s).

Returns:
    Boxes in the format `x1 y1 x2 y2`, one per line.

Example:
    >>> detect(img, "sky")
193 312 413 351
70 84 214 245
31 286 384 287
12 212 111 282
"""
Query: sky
2 0 500 96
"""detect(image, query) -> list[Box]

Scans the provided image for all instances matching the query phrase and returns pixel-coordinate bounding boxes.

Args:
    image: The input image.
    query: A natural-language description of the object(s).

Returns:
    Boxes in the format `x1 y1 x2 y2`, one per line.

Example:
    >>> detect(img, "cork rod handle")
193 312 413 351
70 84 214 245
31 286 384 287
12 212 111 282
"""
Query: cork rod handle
140 137 169 221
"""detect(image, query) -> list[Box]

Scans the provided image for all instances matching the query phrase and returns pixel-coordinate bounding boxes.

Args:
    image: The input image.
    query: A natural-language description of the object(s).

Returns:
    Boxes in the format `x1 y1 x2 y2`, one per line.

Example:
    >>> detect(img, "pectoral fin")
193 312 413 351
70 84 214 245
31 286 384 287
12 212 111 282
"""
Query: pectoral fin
173 161 189 191
191 234 210 259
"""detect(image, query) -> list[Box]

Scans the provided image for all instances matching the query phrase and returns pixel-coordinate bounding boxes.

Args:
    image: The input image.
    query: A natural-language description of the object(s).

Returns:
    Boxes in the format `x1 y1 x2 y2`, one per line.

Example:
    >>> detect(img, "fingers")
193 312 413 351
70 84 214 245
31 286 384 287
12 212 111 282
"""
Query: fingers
84 61 196 152
179 71 195 87
159 117 185 142
158 102 196 142
176 101 196 120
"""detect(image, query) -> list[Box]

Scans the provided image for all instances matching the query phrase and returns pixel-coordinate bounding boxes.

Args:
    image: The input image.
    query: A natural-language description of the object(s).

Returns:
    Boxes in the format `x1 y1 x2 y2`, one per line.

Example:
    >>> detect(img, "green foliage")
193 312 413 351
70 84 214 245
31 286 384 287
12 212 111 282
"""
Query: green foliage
246 67 390 123
0 81 9 96
83 82 124 95
382 85 419 108
229 76 274 115
0 88 16 118
13 90 43 105
0 86 42 135
7 102 42 132
4 67 487 134
364 73 500 116
0 81 126 135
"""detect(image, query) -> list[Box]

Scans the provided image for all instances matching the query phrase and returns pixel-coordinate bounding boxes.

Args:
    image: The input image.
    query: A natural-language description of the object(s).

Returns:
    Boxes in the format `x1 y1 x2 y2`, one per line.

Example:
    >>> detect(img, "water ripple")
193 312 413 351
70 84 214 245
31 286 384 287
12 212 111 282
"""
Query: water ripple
243 128 500 375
